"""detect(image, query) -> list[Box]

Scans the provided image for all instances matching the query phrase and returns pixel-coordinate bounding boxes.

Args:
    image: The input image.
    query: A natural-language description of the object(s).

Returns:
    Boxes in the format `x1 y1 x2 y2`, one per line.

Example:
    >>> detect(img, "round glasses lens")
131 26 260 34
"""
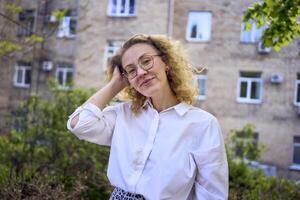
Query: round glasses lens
139 55 153 70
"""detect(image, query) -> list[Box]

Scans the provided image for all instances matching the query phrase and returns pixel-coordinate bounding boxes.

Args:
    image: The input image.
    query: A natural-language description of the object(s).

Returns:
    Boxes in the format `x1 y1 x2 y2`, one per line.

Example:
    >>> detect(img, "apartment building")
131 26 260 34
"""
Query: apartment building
1 0 299 180
0 0 79 132
74 0 300 180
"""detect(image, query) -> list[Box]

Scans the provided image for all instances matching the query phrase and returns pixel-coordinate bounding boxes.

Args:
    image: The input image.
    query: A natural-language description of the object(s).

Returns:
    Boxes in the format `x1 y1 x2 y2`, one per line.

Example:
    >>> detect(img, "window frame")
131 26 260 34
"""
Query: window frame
289 136 300 171
195 74 207 100
17 9 36 36
107 0 137 17
237 74 263 104
240 21 266 43
186 11 212 42
294 79 300 106
55 63 74 90
13 63 31 88
103 40 123 71
56 10 77 39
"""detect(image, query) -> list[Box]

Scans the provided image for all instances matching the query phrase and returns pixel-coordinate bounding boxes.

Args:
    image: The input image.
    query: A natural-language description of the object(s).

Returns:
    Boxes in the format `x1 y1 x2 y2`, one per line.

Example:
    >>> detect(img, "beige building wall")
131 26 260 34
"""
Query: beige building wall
75 0 169 88
172 0 300 179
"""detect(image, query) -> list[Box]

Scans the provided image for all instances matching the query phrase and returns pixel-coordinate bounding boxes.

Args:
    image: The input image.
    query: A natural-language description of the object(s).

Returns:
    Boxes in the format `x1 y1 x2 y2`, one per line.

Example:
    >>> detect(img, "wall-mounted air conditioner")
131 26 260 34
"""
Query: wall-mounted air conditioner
270 74 283 84
258 41 271 54
42 61 53 71
45 15 56 23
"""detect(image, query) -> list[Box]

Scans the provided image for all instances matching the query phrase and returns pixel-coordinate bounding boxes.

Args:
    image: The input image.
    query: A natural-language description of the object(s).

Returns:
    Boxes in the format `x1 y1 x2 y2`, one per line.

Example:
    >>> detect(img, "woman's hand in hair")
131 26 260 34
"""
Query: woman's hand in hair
109 66 129 94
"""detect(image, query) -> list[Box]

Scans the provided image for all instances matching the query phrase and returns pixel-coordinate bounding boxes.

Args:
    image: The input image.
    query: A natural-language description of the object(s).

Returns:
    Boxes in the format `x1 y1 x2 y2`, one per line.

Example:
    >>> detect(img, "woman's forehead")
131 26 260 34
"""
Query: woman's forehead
122 43 157 66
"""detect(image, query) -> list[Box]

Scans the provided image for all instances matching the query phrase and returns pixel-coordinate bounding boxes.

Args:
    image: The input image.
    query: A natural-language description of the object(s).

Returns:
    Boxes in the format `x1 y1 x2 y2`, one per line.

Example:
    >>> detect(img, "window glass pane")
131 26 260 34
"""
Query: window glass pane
17 69 23 83
250 81 260 99
70 19 77 35
66 71 73 86
190 24 197 38
293 146 300 164
129 0 135 14
240 23 252 42
240 81 247 97
240 72 261 78
187 12 211 41
120 0 126 13
25 69 31 84
111 0 117 13
294 136 300 143
58 71 64 85
297 83 300 103
198 78 206 96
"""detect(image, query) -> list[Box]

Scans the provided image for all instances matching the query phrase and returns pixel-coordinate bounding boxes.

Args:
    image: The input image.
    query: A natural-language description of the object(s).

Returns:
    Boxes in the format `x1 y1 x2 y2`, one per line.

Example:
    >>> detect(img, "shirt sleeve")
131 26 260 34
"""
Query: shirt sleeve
66 102 118 146
191 117 229 200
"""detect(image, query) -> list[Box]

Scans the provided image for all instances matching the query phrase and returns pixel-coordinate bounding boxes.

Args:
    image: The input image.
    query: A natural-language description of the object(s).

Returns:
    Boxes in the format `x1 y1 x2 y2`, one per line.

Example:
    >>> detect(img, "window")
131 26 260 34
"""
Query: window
57 9 77 38
237 72 263 104
240 21 266 43
196 75 207 100
103 40 123 71
186 12 212 42
294 74 300 106
108 0 137 16
293 136 300 165
14 62 31 88
17 10 35 36
56 63 74 90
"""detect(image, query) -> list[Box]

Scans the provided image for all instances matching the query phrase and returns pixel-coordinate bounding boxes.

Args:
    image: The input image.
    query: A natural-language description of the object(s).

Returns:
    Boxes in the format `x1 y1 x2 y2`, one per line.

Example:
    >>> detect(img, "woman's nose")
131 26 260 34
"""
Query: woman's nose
136 66 147 77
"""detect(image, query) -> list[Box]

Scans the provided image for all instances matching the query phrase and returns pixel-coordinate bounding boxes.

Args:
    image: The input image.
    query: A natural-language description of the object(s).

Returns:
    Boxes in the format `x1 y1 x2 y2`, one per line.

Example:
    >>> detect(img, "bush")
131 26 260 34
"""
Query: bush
0 81 112 199
228 124 300 199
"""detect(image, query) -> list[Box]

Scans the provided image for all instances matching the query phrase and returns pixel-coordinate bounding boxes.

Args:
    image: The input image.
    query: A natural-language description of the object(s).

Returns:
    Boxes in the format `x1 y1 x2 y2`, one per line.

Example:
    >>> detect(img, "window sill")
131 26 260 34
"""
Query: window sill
186 38 210 43
14 84 30 88
236 98 262 104
107 14 137 17
289 164 300 171
197 96 206 101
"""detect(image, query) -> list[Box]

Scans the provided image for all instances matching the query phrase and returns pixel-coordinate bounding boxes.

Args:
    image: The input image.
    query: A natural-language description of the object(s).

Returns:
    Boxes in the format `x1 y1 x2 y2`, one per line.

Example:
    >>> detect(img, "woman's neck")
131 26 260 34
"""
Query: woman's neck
150 87 179 112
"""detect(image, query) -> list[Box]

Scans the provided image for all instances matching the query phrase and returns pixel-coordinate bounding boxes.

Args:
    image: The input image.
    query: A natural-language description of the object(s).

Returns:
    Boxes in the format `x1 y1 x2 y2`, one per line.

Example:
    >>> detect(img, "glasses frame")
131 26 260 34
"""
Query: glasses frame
122 54 162 80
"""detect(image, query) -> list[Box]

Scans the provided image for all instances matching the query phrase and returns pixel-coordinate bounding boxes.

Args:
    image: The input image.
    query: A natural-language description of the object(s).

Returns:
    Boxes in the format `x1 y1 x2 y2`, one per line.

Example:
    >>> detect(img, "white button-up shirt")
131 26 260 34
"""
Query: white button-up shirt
67 101 228 200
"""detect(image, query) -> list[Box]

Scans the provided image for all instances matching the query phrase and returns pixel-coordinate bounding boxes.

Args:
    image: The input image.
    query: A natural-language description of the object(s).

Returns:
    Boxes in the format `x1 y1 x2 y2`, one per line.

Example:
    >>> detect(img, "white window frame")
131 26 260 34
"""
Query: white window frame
57 16 77 39
13 64 31 88
195 75 207 100
186 11 212 42
237 75 263 104
240 21 266 43
107 0 137 17
103 41 123 71
294 79 300 106
56 64 74 90
289 136 300 171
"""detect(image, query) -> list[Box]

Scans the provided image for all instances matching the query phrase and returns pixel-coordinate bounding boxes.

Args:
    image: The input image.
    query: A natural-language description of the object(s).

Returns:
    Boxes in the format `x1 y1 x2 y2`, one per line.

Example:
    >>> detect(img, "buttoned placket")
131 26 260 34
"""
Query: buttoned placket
128 107 160 193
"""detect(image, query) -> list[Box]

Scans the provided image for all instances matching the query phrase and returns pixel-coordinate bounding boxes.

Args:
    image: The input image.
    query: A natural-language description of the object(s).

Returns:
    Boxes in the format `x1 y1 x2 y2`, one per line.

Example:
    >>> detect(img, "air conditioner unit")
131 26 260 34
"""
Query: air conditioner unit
45 15 56 23
270 74 283 84
42 61 53 71
258 41 271 54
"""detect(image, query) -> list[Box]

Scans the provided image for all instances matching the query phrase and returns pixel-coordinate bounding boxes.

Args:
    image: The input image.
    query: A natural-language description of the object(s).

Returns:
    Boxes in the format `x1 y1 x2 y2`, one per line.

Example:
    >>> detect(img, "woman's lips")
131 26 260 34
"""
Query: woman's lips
140 77 155 87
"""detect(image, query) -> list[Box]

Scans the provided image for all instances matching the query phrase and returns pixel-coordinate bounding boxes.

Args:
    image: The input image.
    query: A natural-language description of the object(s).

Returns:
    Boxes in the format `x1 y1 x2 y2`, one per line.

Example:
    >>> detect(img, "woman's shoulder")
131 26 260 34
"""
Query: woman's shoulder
183 104 217 123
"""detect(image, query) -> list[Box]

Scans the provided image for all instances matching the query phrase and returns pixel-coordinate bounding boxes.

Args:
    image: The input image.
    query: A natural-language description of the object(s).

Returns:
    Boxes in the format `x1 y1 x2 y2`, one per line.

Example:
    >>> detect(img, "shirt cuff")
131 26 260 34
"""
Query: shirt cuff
81 102 104 119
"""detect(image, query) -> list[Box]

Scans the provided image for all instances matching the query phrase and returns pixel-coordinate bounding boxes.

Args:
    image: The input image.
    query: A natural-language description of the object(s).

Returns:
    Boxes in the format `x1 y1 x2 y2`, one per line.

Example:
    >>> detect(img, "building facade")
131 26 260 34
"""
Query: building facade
1 0 300 180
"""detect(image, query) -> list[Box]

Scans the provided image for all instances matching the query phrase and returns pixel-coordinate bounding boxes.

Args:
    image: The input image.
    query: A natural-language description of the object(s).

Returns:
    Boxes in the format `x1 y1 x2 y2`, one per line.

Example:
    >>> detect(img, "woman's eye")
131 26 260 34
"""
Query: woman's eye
126 68 136 74
140 58 151 66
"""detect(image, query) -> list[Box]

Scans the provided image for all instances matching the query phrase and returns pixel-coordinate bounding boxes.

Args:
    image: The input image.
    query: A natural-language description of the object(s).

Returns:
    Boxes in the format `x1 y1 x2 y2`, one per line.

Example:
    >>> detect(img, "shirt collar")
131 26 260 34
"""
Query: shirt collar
143 99 192 117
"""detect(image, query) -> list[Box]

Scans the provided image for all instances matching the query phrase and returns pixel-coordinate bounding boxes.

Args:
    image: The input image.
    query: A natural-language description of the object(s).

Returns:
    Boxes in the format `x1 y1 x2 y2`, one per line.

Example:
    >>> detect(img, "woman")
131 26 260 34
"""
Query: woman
67 34 228 200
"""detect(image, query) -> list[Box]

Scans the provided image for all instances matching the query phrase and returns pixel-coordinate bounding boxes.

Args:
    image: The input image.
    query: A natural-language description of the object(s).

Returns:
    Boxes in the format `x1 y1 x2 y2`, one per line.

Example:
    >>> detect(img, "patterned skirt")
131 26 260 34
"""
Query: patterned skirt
109 187 146 200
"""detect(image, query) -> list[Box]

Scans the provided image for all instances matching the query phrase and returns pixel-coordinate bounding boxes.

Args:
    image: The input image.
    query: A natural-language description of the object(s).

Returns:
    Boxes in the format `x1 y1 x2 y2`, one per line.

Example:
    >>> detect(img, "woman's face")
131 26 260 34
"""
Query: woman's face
121 43 170 98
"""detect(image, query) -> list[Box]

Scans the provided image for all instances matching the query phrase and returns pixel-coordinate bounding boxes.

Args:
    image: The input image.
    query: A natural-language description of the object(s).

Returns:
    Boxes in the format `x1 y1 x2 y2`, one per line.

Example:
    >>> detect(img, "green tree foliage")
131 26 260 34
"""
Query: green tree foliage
0 82 112 199
243 0 300 51
227 124 300 199
0 2 67 58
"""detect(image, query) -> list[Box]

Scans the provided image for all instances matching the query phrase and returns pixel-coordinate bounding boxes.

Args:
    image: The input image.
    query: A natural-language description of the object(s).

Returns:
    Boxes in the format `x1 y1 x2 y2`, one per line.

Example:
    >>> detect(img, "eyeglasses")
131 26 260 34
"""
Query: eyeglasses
122 54 161 79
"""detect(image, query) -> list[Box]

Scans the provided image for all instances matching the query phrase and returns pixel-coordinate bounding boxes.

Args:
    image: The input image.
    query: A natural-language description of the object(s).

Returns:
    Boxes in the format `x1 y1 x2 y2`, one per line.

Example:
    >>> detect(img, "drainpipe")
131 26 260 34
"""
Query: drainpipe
167 0 174 37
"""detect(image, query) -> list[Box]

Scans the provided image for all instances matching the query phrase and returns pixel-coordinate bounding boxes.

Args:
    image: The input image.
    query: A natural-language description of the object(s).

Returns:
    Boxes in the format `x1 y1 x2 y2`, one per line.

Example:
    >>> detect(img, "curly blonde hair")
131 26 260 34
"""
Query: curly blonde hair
107 34 198 114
